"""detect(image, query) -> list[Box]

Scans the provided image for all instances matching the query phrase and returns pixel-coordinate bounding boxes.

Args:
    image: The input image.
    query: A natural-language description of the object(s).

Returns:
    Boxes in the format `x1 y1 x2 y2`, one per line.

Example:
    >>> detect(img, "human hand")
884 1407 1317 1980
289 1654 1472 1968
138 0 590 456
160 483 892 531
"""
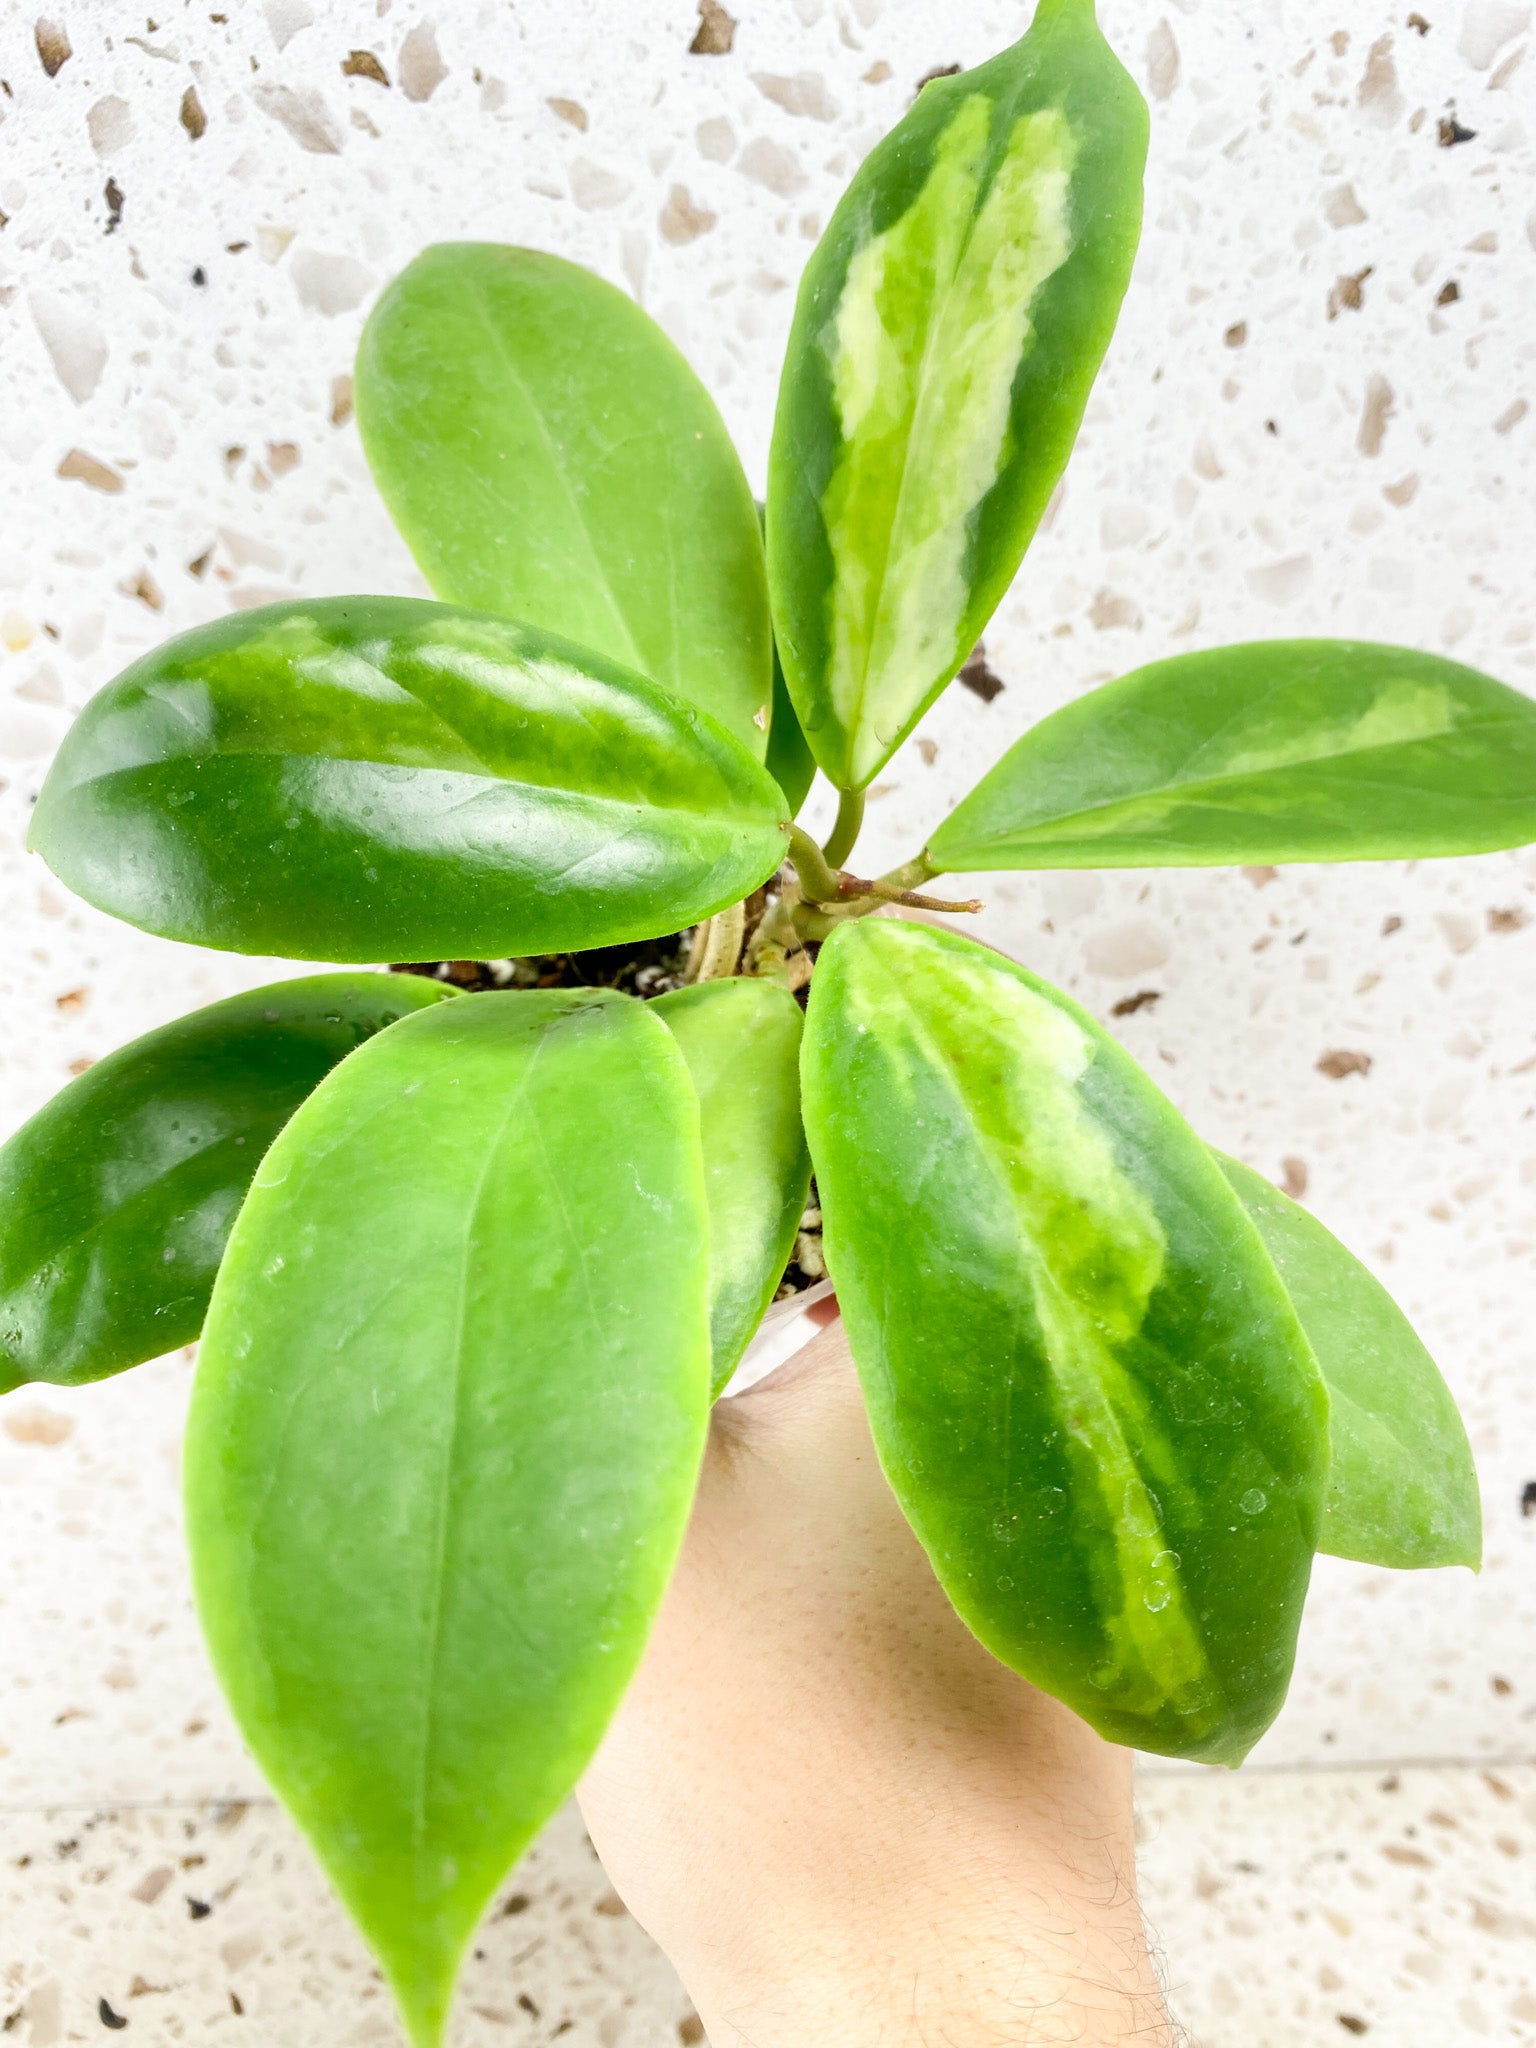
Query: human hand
577 1316 1174 2048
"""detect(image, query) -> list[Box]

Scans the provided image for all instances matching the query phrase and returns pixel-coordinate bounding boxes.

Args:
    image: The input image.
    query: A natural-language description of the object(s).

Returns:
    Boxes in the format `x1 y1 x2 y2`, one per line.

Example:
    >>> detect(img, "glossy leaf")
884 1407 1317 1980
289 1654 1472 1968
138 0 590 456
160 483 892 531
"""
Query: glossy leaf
767 0 1148 790
931 641 1536 872
185 991 711 2048
0 973 451 1394
803 918 1328 1765
765 653 817 817
357 242 772 757
30 597 788 963
756 501 816 817
1216 1154 1480 1572
653 978 811 1392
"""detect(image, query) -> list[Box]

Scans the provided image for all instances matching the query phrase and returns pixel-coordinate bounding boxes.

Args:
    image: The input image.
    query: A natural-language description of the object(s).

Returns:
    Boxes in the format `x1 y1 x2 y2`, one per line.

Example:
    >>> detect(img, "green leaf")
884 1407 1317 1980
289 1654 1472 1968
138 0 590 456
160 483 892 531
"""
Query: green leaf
653 979 811 1392
931 641 1536 872
30 597 788 963
766 639 818 818
185 990 711 2048
0 974 451 1394
1215 1154 1480 1572
767 0 1147 790
755 500 816 817
802 918 1328 1766
356 243 772 758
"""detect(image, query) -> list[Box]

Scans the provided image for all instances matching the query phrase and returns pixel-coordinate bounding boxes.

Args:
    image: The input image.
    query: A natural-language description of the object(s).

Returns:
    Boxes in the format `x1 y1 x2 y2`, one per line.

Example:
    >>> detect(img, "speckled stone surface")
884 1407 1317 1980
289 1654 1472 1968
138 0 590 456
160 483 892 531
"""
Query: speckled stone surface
0 1800 698 2046
5 1770 1535 2045
1136 1762 1536 2043
2 0 1534 2039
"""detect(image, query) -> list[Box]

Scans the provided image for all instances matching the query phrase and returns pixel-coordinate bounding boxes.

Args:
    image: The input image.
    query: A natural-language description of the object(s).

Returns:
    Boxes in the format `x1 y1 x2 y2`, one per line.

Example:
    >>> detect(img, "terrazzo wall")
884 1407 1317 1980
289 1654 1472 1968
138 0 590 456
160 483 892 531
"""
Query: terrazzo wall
2 0 1533 2041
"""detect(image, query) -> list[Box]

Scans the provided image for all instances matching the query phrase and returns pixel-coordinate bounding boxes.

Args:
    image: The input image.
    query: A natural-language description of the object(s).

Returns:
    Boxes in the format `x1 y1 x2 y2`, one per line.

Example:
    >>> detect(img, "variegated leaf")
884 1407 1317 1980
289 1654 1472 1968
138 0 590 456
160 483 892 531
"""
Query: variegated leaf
930 641 1536 871
767 0 1148 790
802 918 1329 1766
30 597 788 963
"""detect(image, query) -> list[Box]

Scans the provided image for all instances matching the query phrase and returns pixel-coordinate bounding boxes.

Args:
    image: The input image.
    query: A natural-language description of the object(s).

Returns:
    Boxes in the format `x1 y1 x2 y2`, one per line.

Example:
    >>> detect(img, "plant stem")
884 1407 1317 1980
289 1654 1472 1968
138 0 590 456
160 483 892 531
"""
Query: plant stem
851 878 984 912
743 873 811 988
785 824 844 906
791 852 980 941
821 787 866 870
784 830 979 936
685 900 746 982
882 853 941 895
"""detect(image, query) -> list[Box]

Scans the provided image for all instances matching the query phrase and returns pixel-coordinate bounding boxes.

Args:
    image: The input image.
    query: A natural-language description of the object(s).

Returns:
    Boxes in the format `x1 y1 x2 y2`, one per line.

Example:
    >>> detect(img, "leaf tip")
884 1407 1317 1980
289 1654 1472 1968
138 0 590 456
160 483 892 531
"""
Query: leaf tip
391 1964 456 2048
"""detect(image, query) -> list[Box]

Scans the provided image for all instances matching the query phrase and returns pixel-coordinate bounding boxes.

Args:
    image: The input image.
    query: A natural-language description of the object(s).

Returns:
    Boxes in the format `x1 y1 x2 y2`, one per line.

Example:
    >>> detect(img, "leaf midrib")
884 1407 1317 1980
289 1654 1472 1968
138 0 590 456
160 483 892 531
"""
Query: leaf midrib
462 274 649 680
847 944 1227 1725
409 1048 542 1866
970 709 1534 847
71 755 768 836
837 131 984 776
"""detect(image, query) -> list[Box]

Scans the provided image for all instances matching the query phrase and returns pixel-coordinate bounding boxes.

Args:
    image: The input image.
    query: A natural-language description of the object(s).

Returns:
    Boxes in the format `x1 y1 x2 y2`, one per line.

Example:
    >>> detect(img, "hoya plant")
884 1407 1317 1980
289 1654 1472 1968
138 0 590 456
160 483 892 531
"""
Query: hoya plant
4 3 1530 2041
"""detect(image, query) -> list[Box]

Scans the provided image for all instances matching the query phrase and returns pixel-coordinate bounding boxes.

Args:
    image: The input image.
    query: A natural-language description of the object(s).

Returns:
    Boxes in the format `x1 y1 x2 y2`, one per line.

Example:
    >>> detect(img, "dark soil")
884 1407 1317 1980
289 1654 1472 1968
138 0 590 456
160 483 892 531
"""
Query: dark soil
393 882 814 1006
393 931 694 999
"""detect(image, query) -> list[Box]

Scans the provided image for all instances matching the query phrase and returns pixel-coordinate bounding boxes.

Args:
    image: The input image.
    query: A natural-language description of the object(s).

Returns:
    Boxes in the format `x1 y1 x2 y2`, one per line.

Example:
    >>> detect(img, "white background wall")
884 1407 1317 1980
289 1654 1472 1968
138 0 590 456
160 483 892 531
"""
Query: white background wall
1 1 1533 2041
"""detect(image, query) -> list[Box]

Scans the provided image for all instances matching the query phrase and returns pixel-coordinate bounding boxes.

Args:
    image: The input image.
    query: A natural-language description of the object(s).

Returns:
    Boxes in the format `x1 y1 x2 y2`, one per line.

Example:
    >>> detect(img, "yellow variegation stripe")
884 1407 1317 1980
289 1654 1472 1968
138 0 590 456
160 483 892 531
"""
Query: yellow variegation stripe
838 938 1213 1721
821 96 1079 785
1020 679 1466 843
1215 678 1456 777
928 639 1536 871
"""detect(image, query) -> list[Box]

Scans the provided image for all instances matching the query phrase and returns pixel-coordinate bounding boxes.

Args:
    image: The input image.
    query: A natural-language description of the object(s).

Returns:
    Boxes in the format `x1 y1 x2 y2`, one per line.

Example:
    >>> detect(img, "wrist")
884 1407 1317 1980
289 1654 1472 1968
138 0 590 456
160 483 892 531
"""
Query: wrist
695 1954 1171 2048
682 1854 1172 2048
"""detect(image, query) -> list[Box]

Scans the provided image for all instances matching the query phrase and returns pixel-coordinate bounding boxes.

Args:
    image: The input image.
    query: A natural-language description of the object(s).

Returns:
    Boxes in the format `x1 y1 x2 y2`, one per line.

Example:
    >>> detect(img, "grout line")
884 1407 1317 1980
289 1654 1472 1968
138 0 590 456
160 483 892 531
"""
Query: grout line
3 1754 1536 1817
